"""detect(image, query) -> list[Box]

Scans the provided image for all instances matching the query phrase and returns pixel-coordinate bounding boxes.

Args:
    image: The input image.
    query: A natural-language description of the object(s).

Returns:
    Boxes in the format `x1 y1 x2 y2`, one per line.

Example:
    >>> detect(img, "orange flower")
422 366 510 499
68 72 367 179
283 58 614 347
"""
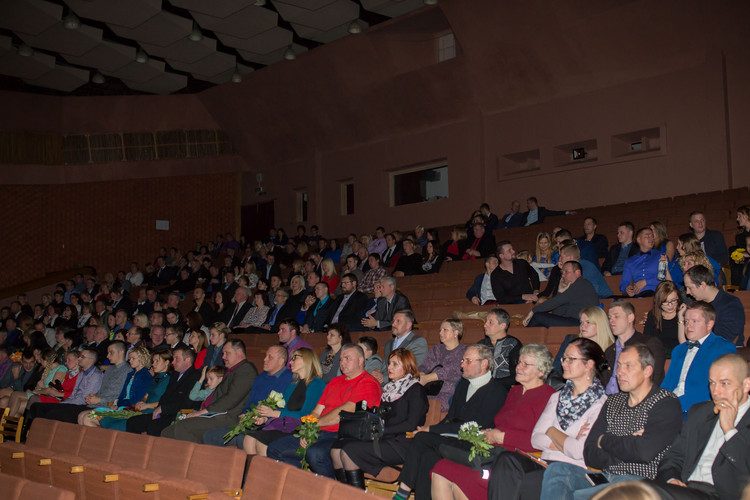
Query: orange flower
301 415 319 424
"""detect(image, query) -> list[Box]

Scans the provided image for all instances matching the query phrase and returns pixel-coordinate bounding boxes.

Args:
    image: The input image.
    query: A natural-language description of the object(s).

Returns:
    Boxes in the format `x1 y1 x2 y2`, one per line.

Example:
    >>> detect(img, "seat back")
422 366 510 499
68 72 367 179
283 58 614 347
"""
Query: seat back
77 425 118 462
25 418 59 449
109 431 154 468
146 437 195 478
0 471 26 498
20 480 76 500
280 467 334 498
185 444 246 491
245 457 290 499
49 422 85 455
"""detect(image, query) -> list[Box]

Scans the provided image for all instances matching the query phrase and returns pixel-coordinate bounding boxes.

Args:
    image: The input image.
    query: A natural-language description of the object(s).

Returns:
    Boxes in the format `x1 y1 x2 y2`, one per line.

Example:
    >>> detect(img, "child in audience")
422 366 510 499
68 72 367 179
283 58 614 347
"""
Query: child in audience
189 365 226 405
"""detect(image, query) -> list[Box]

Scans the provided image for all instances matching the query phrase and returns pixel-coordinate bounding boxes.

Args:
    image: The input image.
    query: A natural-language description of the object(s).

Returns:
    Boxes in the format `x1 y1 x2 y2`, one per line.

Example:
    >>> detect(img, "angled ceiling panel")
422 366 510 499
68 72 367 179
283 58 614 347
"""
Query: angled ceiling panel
24 63 89 91
168 51 235 77
274 0 338 10
122 71 187 94
361 0 423 18
64 0 162 29
190 5 278 39
273 0 359 31
108 11 192 47
170 0 251 18
237 42 307 65
0 0 62 35
103 58 165 83
291 21 367 44
18 24 103 57
141 36 217 64
217 26 292 54
62 40 136 72
192 63 253 84
0 49 56 79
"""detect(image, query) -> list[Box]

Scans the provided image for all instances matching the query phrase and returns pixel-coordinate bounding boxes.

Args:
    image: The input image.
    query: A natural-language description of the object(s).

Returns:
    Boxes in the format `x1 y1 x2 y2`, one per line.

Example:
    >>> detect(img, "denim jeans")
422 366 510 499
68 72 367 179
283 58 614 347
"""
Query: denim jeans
266 431 339 478
540 461 643 500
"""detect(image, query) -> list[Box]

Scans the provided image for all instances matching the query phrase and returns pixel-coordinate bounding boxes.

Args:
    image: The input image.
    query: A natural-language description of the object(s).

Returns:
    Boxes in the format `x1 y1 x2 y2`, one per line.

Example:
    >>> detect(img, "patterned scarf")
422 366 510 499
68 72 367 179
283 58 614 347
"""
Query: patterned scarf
556 378 606 431
381 374 419 403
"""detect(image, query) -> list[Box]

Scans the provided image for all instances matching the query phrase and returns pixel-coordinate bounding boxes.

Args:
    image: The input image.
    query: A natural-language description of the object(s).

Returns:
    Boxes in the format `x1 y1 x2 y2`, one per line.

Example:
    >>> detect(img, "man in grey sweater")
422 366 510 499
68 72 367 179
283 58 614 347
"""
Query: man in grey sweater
522 261 599 327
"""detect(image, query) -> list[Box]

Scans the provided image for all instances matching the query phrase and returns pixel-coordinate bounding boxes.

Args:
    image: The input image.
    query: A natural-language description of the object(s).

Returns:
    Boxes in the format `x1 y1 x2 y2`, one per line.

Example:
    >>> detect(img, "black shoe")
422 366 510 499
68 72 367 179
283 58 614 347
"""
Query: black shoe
345 469 365 490
334 468 347 483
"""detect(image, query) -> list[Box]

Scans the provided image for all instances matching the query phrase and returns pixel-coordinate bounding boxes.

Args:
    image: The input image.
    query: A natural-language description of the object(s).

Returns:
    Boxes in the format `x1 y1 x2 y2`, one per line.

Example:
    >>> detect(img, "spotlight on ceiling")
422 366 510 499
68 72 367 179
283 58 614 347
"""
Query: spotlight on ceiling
18 44 34 57
253 0 266 5
135 49 148 63
283 46 296 60
63 13 80 30
91 71 105 84
188 21 202 42
424 0 438 4
348 20 363 34
231 71 242 83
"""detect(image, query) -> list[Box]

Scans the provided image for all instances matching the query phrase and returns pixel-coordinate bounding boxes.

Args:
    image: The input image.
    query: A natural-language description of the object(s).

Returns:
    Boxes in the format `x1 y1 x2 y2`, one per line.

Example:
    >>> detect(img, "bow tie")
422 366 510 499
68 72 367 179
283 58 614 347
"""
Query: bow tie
686 340 701 350
639 251 651 256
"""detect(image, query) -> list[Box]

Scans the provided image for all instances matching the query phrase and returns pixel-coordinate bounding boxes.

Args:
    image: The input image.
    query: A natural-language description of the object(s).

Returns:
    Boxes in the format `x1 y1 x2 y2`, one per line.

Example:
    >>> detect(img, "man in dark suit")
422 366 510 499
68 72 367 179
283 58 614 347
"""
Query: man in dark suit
500 200 524 229
383 309 428 370
192 287 215 327
220 270 239 305
662 301 737 415
466 256 499 305
462 223 496 260
522 196 574 226
651 353 750 500
361 277 412 332
689 211 729 265
480 203 499 231
162 339 257 443
601 221 639 276
302 282 335 333
327 273 369 332
125 346 202 436
226 286 252 330
256 288 298 332
108 286 131 316
261 253 282 281
153 256 178 286
395 344 509 499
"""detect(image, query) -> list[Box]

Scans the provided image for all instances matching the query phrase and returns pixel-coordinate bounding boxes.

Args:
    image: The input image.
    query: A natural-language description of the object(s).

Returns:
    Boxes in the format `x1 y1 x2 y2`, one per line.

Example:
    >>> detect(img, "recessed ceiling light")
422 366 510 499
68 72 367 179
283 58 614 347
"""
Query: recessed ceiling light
283 46 296 60
188 21 202 42
63 13 80 30
91 72 105 84
348 20 362 34
135 49 148 63
18 44 34 57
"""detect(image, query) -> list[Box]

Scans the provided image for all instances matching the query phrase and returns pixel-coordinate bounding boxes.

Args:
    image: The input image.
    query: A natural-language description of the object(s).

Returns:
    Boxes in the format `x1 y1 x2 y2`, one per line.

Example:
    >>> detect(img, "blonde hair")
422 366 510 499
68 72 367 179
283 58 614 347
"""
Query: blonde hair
321 258 337 277
589 481 660 500
130 345 153 370
579 306 615 351
515 250 532 263
292 348 322 384
680 251 711 272
535 232 553 262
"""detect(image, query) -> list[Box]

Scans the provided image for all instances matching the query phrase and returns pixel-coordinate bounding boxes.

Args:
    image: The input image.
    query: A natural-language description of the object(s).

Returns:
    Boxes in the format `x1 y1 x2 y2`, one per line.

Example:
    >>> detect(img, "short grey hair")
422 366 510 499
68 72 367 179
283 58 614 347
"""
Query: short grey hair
380 276 396 288
520 344 554 379
469 344 494 372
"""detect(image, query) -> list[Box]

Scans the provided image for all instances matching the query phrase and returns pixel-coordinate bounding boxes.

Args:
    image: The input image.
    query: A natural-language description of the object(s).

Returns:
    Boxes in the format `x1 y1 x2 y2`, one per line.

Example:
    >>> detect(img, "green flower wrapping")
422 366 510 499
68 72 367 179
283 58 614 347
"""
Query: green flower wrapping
223 390 286 444
458 421 493 462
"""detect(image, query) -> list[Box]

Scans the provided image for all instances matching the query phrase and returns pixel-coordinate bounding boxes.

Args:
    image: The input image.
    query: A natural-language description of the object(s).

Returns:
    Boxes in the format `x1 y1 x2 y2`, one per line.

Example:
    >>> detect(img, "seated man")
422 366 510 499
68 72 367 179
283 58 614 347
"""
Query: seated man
357 253 387 294
480 202 500 231
126 346 201 436
578 216 609 260
689 211 729 265
0 348 37 390
462 223 496 261
267 343 382 477
661 301 736 416
500 200 524 229
539 243 612 300
477 308 522 386
540 344 683 499
466 256 499 305
392 239 422 276
383 309 428 370
327 273 369 332
522 196 574 226
202 345 293 447
684 265 745 346
620 226 661 297
29 342 131 424
335 255 364 296
394 344 509 499
161 339 257 443
278 319 313 368
602 221 639 276
491 241 540 304
361 277 412 332
256 288 297 332
301 282 334 333
381 233 403 268
650 353 750 500
522 261 599 327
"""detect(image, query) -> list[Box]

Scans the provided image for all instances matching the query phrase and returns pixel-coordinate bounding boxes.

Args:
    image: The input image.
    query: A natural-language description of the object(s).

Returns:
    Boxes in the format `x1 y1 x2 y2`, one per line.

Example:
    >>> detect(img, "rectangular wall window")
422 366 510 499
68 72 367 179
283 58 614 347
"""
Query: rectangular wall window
438 32 456 62
297 191 308 222
341 182 355 215
392 164 449 206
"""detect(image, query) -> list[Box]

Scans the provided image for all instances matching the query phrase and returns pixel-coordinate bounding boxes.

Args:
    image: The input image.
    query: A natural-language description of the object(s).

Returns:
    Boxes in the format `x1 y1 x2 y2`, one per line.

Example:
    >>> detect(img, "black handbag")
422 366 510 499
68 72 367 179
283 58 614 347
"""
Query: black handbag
438 439 505 471
337 410 385 441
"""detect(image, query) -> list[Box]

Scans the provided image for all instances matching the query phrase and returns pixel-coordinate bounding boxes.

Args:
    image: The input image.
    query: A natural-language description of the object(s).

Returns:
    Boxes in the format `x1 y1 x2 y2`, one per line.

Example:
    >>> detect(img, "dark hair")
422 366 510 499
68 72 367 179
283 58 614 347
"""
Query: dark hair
556 229 573 240
635 226 652 239
584 216 597 225
110 340 127 355
253 290 270 306
653 281 682 330
567 338 607 379
686 300 716 324
326 323 352 344
685 265 716 288
563 261 583 273
279 319 300 334
527 197 538 204
619 221 635 232
342 272 359 286
487 308 510 328
394 309 415 325
173 344 196 363
357 336 378 355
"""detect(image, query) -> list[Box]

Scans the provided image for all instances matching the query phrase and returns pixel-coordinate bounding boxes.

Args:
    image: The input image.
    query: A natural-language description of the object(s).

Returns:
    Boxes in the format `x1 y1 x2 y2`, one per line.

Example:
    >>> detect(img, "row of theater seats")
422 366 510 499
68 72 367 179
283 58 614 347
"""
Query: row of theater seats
0 471 74 500
0 418 245 500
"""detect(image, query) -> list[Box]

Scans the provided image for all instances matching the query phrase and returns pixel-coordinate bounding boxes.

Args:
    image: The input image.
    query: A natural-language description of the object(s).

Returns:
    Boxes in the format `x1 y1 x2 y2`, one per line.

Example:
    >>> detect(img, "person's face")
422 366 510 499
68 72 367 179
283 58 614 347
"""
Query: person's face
65 354 79 371
498 244 515 262
561 263 579 285
234 289 247 304
538 237 550 252
483 313 506 338
327 329 343 348
616 348 650 393
275 290 288 305
222 344 243 367
146 289 157 302
709 362 750 409
172 351 191 372
107 345 122 365
165 330 179 345
107 314 116 328
314 283 328 299
150 330 165 345
737 211 750 229
526 198 538 210
290 351 305 376
387 356 407 381
511 201 520 212
484 257 499 274
660 292 679 315
617 226 633 244
263 348 285 373
116 311 127 326
126 327 139 345
583 219 596 236
373 281 383 298
579 313 598 340
402 240 414 255
357 343 372 359
683 275 707 300
375 229 384 239
561 345 588 381
439 322 459 345
79 352 96 370
206 373 222 390
278 323 293 344
685 308 714 341
193 289 203 302
340 276 355 294
689 213 707 234
516 354 543 386
472 225 484 239
270 276 282 289
128 352 143 371
460 347 485 380
391 313 410 337
339 348 361 377
380 280 395 298
608 306 633 337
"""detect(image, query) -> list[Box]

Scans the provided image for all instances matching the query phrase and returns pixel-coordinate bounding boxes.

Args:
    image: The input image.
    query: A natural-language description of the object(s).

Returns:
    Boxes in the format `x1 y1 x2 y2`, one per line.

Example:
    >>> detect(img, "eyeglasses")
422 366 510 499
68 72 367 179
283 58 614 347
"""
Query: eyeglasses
561 357 584 364
290 354 302 361
461 358 479 364
662 299 679 306
517 361 537 368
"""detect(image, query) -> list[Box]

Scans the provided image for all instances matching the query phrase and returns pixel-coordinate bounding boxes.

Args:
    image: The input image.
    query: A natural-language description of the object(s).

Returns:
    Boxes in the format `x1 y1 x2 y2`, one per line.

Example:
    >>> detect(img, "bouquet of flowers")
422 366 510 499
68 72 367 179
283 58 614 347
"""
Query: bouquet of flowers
458 421 493 462
294 415 320 470
10 351 22 363
731 248 746 263
223 390 285 443
89 407 142 421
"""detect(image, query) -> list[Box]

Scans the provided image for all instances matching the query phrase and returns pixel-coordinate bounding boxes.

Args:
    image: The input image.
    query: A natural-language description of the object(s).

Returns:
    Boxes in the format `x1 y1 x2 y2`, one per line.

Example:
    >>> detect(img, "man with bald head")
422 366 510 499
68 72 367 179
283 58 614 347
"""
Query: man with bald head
651 354 750 500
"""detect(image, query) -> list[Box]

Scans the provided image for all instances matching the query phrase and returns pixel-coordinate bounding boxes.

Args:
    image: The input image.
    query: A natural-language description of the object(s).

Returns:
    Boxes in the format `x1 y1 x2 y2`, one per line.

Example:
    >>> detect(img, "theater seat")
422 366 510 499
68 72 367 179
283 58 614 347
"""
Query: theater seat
24 421 85 485
0 418 58 478
244 456 291 500
280 467 334 498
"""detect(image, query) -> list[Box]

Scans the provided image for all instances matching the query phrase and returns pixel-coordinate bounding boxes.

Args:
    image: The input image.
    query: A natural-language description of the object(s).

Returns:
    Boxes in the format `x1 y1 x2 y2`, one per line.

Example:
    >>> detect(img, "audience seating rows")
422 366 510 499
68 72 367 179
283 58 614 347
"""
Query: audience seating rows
0 471 75 500
0 418 245 500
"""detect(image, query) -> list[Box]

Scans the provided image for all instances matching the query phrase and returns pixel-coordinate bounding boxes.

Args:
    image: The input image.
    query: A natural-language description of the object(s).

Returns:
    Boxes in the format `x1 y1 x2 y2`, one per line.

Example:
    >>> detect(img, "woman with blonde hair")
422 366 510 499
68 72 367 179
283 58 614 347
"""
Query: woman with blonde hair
242 347 325 456
551 306 614 375
649 220 676 261
5 349 67 417
321 258 339 293
442 227 469 261
666 233 722 286
533 232 555 278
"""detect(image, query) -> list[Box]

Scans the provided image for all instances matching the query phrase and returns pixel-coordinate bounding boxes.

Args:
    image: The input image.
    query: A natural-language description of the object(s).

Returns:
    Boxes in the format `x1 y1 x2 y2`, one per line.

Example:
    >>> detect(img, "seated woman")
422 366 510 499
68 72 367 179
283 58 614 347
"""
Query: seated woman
79 345 153 427
667 233 722 286
6 348 67 417
551 307 614 375
441 227 469 262
393 345 556 500
321 258 340 295
236 291 270 333
100 349 172 431
533 232 555 280
729 205 750 286
649 221 676 262
320 324 352 384
432 338 608 500
188 328 209 370
331 348 428 489
642 281 683 355
242 348 325 456
418 319 466 413
420 240 443 275
33 351 80 405
324 239 343 265
287 275 307 311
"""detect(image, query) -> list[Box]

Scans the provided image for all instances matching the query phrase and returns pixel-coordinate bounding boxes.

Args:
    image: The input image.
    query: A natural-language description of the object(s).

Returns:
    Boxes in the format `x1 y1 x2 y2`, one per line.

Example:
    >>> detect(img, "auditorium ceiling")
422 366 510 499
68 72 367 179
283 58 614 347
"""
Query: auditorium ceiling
0 0 426 95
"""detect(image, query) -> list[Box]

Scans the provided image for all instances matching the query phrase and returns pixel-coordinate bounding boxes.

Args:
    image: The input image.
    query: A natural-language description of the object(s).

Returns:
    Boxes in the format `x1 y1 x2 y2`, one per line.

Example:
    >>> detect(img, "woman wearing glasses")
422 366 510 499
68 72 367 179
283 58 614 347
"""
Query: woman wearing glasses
643 281 684 355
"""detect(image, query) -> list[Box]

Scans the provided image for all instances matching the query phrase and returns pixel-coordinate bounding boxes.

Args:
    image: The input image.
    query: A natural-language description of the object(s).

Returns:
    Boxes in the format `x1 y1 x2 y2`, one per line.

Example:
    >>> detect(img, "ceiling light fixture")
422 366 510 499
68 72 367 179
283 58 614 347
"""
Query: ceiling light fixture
91 71 105 84
18 44 34 57
188 21 202 42
348 20 362 34
231 71 242 83
253 0 266 5
424 0 438 4
135 49 148 63
63 13 80 30
283 45 296 60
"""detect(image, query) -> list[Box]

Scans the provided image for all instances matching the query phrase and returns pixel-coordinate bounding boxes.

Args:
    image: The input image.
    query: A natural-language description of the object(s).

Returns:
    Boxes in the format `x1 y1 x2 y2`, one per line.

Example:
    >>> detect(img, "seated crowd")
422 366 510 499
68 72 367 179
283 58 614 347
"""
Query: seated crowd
0 198 749 500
